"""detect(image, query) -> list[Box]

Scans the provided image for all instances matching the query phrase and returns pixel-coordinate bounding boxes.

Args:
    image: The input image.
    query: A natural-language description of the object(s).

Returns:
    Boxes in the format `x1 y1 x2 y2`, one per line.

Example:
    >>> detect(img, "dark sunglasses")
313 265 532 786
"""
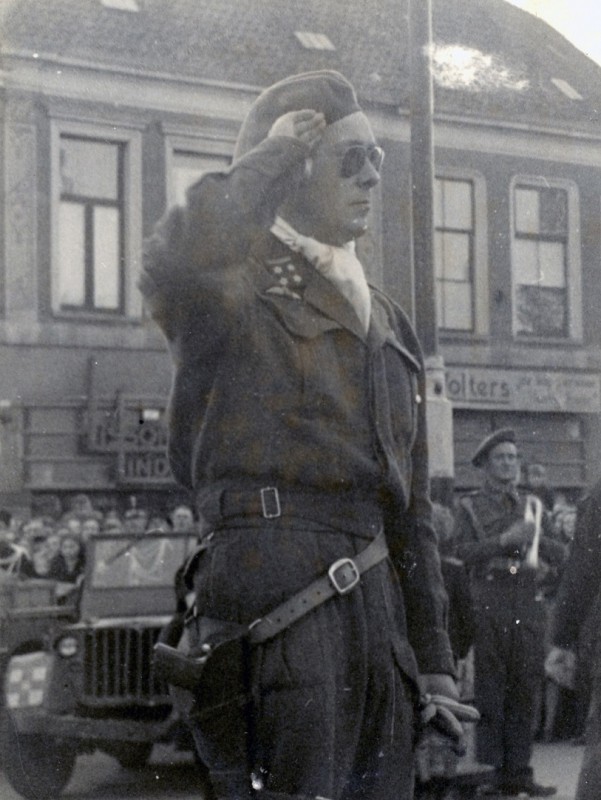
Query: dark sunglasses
340 144 385 178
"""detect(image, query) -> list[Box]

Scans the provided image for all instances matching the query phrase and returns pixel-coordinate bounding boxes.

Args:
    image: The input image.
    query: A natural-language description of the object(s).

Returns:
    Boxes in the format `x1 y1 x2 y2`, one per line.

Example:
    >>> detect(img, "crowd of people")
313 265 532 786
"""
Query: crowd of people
0 492 199 585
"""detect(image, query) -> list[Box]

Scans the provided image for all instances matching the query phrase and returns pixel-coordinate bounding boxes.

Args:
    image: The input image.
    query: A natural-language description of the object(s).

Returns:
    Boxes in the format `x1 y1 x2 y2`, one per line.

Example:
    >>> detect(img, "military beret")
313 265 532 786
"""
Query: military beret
234 70 362 161
471 428 516 468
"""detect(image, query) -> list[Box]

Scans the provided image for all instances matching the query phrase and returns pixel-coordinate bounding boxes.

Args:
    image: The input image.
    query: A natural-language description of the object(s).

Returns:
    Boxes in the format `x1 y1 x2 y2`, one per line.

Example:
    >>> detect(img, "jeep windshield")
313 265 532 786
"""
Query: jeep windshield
90 533 196 589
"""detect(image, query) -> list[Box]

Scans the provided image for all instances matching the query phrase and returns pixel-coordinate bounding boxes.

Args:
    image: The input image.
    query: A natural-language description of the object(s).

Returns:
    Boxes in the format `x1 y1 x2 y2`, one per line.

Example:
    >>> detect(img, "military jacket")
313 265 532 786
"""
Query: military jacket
139 135 454 675
453 484 564 579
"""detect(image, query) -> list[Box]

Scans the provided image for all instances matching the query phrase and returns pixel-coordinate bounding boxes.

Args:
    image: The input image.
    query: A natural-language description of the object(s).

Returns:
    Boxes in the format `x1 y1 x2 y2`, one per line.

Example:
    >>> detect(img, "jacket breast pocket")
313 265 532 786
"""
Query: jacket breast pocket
381 335 421 450
259 295 348 414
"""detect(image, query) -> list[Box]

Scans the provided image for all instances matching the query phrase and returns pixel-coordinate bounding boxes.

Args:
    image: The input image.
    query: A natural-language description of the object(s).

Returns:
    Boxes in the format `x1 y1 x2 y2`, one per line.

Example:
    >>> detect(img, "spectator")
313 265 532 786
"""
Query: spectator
147 513 172 532
170 504 195 533
60 515 83 537
0 509 32 578
24 536 52 579
533 503 577 743
69 492 103 523
46 528 64 561
552 503 577 545
19 516 46 550
123 507 149 535
48 531 85 583
81 516 101 542
453 429 565 797
102 510 125 534
525 463 555 511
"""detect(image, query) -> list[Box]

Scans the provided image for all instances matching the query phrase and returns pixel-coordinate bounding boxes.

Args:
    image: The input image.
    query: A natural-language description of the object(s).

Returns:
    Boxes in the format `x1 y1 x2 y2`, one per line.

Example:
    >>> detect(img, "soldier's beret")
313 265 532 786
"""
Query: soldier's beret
234 70 361 160
471 428 516 468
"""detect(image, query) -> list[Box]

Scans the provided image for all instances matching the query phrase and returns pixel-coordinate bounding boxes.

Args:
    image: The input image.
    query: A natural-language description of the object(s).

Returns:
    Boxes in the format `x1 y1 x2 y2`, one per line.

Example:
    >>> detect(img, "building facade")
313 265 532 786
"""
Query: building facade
1 0 601 514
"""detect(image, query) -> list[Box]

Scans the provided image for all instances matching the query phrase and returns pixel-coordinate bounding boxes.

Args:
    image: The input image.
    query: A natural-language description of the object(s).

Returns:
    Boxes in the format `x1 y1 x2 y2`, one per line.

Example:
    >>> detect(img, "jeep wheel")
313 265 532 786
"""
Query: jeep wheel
1 712 75 799
115 741 154 769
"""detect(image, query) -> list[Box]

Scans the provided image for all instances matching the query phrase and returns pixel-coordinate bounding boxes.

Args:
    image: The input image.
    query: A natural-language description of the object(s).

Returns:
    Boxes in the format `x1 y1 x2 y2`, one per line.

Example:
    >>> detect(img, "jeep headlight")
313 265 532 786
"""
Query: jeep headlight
57 636 78 658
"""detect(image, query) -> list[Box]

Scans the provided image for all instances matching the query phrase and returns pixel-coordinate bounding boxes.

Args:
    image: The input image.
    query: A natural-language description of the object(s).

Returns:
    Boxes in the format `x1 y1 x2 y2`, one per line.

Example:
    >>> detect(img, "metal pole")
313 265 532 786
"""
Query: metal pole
408 0 455 501
408 0 438 357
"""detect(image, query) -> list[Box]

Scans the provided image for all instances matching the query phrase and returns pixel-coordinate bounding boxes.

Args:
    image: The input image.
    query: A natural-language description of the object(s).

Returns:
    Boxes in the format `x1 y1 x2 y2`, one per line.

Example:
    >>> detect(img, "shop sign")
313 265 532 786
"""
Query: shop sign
86 403 173 486
446 367 601 413
117 450 172 483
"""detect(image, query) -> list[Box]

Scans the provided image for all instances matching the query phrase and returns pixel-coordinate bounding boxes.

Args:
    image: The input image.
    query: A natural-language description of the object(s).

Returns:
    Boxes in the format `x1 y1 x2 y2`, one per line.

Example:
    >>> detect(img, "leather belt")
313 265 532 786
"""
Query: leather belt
486 556 523 574
478 556 537 580
247 531 388 645
198 485 383 537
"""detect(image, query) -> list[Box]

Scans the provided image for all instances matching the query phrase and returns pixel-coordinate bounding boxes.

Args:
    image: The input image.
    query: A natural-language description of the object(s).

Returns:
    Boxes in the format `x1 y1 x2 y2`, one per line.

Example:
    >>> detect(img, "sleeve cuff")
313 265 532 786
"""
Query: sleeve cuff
412 628 457 676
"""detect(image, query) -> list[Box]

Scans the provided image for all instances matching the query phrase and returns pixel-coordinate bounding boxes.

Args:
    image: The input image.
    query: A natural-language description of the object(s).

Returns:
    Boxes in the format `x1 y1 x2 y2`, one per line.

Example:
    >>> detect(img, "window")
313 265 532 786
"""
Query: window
434 177 475 331
58 137 124 312
162 126 235 206
170 150 230 207
511 179 581 339
51 120 142 318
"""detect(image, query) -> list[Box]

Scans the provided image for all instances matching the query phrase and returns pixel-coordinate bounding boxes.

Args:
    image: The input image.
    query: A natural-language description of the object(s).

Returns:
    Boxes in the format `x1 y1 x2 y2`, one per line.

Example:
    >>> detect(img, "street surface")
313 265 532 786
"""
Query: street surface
0 742 585 800
531 741 584 800
0 745 208 800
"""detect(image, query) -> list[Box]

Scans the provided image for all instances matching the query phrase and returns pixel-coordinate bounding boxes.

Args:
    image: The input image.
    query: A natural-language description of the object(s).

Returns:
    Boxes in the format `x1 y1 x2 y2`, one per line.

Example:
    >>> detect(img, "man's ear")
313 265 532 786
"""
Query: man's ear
304 157 314 179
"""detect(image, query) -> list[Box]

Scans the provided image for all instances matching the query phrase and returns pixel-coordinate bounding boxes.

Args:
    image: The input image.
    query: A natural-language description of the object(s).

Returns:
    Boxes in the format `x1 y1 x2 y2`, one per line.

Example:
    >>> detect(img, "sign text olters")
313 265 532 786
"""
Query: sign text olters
446 367 601 413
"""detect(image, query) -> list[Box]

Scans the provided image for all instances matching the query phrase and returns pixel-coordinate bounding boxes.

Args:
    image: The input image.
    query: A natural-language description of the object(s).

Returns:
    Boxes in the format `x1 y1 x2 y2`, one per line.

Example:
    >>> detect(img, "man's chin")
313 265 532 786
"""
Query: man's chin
347 219 369 239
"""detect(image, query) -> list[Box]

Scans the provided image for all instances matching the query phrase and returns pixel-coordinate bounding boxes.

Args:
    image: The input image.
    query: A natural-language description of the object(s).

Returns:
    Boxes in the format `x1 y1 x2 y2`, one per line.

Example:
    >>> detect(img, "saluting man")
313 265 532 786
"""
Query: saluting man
453 429 564 797
141 71 464 800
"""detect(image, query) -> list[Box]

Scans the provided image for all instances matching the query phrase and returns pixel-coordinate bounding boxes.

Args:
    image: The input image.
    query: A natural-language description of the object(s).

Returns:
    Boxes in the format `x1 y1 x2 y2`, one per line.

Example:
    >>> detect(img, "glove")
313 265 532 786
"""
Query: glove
268 109 326 148
545 646 577 690
500 520 535 550
418 674 480 756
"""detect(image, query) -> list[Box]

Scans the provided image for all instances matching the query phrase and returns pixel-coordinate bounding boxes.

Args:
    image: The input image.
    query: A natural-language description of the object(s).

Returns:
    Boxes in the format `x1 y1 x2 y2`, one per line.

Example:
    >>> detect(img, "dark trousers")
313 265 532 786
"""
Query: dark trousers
471 573 544 781
189 516 417 800
576 644 601 800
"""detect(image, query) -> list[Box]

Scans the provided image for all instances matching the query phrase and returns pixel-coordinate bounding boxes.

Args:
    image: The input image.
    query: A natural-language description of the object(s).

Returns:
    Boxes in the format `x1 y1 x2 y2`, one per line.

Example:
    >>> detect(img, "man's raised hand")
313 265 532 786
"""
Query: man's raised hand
268 109 326 148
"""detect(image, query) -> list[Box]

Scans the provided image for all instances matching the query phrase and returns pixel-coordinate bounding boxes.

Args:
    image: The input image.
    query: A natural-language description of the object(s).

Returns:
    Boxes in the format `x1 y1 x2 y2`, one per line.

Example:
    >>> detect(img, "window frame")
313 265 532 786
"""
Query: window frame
163 130 233 208
510 175 582 342
434 167 489 337
50 119 142 319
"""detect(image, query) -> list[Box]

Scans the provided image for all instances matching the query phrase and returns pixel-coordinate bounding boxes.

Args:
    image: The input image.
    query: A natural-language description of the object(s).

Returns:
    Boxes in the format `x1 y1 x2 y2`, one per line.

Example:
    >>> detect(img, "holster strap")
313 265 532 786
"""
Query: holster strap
248 531 388 645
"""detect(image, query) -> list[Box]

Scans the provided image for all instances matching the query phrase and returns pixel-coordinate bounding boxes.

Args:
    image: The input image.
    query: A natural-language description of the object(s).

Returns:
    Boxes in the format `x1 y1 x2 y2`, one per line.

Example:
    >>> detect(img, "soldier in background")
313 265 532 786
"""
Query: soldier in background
453 429 565 797
546 479 601 800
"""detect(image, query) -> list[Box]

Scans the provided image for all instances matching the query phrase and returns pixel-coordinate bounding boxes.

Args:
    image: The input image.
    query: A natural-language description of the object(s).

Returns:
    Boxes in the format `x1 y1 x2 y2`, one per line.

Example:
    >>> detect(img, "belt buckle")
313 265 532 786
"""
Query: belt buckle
260 487 281 519
328 557 360 595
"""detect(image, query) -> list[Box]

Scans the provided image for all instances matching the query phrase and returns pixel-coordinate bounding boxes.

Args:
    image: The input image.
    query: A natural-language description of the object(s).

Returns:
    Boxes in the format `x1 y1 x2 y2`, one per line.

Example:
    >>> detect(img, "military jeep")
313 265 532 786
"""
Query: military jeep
0 575 74 689
0 531 201 799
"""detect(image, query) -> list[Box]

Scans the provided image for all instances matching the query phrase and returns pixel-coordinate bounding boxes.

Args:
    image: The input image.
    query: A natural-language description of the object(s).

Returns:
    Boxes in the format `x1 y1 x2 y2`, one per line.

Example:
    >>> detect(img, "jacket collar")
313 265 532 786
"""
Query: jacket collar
250 231 369 340
483 476 521 506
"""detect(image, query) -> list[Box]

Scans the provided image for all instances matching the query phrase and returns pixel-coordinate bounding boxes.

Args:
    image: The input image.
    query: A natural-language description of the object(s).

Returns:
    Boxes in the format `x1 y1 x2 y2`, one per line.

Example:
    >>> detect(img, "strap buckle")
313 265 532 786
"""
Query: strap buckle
328 557 360 595
260 486 281 519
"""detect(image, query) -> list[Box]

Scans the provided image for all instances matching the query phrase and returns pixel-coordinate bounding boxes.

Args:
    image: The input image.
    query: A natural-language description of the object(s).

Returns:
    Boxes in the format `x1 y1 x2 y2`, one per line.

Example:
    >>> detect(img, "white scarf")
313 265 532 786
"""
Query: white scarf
270 216 371 333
